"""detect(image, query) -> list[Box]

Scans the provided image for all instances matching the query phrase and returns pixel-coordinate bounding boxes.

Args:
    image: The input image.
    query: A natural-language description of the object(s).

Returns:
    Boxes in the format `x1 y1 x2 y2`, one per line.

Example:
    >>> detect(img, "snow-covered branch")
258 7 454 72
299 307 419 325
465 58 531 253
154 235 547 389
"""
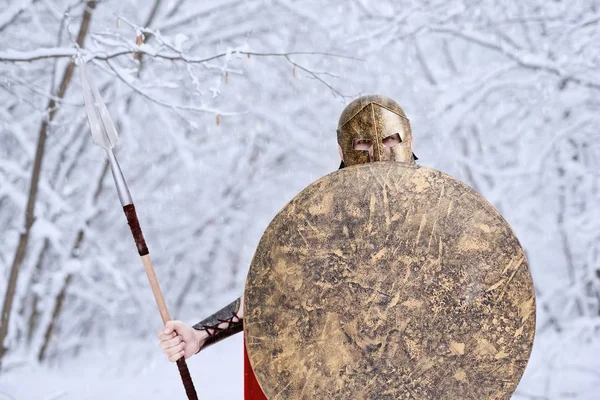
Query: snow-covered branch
431 26 600 91
0 0 34 33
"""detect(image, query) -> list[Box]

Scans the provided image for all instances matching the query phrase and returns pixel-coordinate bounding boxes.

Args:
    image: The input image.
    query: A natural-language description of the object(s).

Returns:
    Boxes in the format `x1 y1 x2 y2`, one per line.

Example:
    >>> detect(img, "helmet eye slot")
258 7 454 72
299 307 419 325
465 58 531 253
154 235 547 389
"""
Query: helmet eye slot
383 133 401 148
353 138 373 152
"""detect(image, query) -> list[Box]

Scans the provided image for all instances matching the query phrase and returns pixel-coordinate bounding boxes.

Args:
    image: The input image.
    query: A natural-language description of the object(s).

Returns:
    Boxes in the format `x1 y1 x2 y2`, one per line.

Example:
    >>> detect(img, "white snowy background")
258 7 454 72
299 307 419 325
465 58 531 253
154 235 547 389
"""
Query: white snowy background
1 0 599 399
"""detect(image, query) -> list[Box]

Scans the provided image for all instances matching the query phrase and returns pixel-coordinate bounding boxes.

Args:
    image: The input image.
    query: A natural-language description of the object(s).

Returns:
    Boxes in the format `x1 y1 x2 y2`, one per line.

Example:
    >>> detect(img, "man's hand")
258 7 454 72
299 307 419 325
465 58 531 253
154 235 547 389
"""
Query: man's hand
158 320 208 362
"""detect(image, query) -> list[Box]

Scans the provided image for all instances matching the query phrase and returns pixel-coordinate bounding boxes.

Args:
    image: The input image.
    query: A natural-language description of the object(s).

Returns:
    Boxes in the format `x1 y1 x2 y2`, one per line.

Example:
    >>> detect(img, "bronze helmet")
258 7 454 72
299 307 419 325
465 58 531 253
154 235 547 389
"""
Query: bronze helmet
337 95 416 167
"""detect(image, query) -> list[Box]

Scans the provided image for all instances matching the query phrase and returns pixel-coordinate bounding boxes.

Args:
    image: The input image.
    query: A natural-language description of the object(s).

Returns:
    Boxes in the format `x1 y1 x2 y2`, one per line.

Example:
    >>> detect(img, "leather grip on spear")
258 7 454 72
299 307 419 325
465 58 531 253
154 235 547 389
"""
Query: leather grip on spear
124 204 198 400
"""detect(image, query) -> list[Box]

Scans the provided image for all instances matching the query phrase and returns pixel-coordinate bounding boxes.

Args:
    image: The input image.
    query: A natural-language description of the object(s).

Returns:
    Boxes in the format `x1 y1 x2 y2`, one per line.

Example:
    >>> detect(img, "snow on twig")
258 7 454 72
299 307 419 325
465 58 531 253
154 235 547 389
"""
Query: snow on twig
0 0 34 33
103 59 242 116
0 47 77 62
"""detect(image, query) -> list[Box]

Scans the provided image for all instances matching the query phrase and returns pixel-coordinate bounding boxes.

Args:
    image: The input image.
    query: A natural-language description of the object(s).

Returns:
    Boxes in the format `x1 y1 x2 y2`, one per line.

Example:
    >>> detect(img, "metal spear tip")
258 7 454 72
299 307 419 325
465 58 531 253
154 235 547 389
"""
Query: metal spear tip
79 60 119 150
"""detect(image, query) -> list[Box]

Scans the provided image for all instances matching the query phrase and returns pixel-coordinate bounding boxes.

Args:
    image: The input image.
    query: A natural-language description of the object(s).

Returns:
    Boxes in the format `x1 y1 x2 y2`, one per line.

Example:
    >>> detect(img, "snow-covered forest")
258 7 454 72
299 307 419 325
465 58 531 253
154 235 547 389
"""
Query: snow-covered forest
1 0 599 398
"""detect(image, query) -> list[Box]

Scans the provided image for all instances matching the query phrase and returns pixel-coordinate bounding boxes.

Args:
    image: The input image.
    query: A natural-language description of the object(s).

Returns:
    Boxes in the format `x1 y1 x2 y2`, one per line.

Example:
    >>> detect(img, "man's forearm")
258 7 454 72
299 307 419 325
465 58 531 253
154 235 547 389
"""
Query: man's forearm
193 296 244 352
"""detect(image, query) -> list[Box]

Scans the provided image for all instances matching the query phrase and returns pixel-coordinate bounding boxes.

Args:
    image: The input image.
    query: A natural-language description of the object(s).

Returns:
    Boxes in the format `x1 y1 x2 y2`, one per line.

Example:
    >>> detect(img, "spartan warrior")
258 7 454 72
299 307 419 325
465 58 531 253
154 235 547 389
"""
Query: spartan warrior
158 95 534 399
158 95 416 397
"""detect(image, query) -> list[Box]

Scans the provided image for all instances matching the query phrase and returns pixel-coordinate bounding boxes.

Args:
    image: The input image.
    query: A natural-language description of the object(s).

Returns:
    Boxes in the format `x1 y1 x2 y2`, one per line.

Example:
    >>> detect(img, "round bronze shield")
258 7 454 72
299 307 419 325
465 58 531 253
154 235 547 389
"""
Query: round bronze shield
244 162 535 400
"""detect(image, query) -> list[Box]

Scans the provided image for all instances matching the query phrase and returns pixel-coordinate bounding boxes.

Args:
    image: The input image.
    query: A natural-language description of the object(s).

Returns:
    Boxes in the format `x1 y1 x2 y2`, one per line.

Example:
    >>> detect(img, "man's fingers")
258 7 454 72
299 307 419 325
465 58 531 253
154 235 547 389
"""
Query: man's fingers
168 350 185 362
166 342 186 361
163 321 175 335
165 340 186 356
159 320 190 362
163 319 184 335
160 335 183 350
158 330 177 341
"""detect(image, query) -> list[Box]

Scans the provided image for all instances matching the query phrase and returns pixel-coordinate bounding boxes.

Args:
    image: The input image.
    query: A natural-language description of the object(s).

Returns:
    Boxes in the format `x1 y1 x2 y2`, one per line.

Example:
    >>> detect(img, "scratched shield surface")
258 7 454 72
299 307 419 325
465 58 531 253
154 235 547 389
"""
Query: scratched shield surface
244 162 535 400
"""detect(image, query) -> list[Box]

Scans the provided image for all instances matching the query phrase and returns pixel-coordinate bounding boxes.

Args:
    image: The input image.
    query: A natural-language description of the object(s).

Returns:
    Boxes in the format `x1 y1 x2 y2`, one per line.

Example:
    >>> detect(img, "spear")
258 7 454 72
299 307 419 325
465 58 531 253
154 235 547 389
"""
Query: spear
79 60 198 400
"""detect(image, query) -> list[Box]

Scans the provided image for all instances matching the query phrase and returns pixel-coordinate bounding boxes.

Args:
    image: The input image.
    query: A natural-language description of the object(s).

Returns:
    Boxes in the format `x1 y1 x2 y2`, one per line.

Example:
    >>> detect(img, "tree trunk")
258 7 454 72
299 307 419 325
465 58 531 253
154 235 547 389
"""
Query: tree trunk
0 1 97 373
